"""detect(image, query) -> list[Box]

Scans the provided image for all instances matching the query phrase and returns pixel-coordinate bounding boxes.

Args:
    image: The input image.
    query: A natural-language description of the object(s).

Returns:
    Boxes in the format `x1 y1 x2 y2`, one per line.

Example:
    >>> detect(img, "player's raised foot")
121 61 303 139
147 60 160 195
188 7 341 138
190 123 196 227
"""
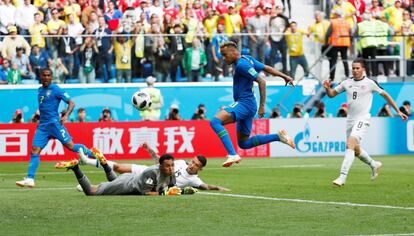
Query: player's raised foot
332 177 345 187
76 184 83 192
278 130 296 149
55 159 79 169
371 161 382 181
222 154 241 168
91 147 107 165
16 177 35 188
77 149 88 165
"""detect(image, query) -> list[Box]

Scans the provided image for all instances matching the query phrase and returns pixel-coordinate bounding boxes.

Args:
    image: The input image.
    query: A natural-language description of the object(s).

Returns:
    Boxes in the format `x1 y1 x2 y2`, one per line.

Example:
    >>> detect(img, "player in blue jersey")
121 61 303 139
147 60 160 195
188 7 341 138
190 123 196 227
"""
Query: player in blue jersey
16 68 94 188
210 41 296 167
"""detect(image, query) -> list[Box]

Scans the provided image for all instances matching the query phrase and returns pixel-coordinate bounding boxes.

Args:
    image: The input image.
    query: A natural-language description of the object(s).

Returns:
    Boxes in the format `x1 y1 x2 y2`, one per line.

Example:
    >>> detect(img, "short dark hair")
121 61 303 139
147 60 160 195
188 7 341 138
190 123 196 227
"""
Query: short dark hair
196 155 207 167
403 100 411 106
290 21 297 26
353 58 366 68
159 154 174 164
41 68 53 75
78 108 85 113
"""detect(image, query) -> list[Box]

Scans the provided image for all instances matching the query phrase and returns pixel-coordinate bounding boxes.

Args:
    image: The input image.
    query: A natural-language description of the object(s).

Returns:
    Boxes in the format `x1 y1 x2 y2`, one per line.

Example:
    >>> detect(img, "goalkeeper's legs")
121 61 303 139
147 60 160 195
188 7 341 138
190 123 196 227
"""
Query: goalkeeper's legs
102 163 118 181
71 165 96 196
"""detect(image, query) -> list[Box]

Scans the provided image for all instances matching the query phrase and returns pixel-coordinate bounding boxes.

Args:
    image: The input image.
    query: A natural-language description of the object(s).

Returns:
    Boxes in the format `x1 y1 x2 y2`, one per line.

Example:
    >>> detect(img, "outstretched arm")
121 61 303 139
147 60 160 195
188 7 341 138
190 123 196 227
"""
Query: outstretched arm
142 142 160 163
263 65 294 86
199 183 230 191
323 80 339 98
380 91 408 121
256 77 266 118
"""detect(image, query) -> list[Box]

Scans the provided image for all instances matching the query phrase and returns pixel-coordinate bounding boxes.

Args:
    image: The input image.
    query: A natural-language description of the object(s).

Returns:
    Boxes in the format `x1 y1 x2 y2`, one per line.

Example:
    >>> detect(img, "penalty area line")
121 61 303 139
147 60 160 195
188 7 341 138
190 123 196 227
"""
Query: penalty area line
198 192 414 211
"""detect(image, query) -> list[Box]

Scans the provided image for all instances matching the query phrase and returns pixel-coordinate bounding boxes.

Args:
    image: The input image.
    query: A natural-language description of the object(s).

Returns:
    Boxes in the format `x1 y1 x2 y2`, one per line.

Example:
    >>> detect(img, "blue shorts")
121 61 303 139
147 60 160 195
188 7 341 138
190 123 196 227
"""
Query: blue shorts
224 101 257 136
32 122 72 149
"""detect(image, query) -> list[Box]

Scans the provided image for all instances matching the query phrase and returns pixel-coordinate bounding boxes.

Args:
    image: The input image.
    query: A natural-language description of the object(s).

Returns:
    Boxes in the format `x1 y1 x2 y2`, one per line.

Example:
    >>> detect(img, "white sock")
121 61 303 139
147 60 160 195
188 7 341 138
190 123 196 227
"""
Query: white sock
358 149 375 168
82 156 101 168
339 149 355 180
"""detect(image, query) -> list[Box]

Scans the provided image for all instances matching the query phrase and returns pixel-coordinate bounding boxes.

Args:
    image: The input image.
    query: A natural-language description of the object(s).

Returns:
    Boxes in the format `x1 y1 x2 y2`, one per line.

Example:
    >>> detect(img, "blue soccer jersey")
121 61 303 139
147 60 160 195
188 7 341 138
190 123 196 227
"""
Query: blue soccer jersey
38 84 70 124
233 55 265 104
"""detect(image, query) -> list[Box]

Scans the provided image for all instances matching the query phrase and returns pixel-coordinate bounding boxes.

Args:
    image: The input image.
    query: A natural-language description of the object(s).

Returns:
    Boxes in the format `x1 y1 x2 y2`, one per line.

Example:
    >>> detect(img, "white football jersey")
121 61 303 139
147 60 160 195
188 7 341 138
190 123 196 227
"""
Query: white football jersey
174 160 204 188
334 77 383 121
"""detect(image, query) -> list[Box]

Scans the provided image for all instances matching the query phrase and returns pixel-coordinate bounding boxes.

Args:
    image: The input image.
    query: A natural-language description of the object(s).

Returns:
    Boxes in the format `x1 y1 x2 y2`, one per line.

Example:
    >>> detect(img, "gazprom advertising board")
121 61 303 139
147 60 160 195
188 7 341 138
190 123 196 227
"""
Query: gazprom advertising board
269 118 413 157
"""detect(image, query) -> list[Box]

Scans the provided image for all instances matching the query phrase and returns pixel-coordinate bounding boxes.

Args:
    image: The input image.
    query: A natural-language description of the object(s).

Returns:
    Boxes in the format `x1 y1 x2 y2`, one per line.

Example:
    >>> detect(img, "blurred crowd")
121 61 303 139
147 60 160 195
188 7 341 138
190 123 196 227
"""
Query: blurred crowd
0 0 413 85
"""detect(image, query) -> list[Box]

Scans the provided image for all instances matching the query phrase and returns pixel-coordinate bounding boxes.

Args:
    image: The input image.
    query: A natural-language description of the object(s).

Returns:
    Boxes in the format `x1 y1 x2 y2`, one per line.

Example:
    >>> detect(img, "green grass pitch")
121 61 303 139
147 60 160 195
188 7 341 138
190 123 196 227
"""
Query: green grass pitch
1 156 413 235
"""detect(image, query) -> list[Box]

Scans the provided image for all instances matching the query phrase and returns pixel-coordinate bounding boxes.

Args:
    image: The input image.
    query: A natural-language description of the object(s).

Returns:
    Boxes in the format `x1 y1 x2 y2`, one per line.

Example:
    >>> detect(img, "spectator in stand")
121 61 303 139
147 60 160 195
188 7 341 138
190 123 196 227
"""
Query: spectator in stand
325 9 351 81
135 0 151 23
169 24 187 82
285 22 309 79
67 13 85 51
239 0 256 47
402 100 412 117
29 13 48 50
166 104 182 120
40 0 58 23
192 0 205 22
184 38 207 82
330 0 356 30
132 21 145 78
81 0 103 27
94 16 113 81
47 8 66 58
203 8 219 76
12 47 36 80
211 23 229 81
57 25 78 79
99 107 114 122
87 11 100 32
377 103 393 117
7 62 22 84
191 104 207 120
64 0 82 23
114 29 136 83
79 36 99 83
182 7 201 48
382 0 403 36
269 5 289 73
308 11 330 77
117 0 140 12
369 0 383 19
0 60 11 84
348 0 366 23
153 37 171 82
163 0 179 20
247 5 269 63
376 15 391 76
223 2 243 49
148 0 163 21
0 0 16 36
71 108 91 122
29 45 50 79
15 0 38 38
269 106 281 118
401 10 414 76
104 1 123 22
287 105 303 118
48 58 69 84
10 109 24 123
2 26 31 60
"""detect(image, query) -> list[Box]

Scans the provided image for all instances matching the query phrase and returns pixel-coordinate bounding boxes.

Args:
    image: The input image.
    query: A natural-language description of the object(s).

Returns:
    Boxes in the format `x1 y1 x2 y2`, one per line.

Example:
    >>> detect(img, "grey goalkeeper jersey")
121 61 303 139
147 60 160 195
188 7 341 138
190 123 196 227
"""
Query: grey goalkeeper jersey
96 165 176 195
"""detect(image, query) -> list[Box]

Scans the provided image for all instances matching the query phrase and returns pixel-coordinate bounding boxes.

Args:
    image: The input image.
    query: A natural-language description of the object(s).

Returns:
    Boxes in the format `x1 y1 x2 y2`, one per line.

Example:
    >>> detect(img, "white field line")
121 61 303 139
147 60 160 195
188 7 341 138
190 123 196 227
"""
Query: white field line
0 187 75 192
0 164 326 176
198 192 414 211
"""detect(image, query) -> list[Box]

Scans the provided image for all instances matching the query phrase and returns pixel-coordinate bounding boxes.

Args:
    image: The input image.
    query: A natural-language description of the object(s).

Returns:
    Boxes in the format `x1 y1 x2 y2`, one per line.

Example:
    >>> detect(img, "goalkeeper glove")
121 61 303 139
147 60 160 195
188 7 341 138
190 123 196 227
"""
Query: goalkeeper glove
163 186 181 196
182 186 198 195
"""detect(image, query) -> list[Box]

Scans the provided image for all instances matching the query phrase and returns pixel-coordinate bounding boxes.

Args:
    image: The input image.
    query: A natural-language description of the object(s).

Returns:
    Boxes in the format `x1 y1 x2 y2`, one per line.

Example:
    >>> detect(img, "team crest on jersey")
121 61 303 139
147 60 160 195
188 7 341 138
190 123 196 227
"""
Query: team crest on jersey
248 68 258 76
145 178 154 185
46 90 52 97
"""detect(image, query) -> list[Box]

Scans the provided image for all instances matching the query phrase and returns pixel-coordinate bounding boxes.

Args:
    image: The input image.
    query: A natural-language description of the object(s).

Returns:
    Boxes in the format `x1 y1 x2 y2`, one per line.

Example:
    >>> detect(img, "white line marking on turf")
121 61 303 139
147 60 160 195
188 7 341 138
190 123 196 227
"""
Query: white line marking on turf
198 192 414 211
208 164 326 170
0 164 326 176
0 187 75 192
0 170 102 176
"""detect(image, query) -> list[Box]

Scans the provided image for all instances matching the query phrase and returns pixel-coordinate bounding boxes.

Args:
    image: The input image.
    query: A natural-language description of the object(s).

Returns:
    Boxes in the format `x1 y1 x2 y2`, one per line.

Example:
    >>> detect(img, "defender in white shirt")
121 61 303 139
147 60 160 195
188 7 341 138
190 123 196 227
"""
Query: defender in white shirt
323 58 407 187
78 143 229 191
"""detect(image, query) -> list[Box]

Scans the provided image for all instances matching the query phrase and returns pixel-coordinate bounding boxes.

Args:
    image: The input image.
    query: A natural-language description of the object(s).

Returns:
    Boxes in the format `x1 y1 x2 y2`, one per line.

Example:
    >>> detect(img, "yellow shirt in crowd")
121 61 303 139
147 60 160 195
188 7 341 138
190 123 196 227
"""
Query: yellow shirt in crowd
29 23 48 48
224 13 243 37
114 39 134 70
64 4 81 23
308 20 331 44
285 29 307 57
331 2 356 29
